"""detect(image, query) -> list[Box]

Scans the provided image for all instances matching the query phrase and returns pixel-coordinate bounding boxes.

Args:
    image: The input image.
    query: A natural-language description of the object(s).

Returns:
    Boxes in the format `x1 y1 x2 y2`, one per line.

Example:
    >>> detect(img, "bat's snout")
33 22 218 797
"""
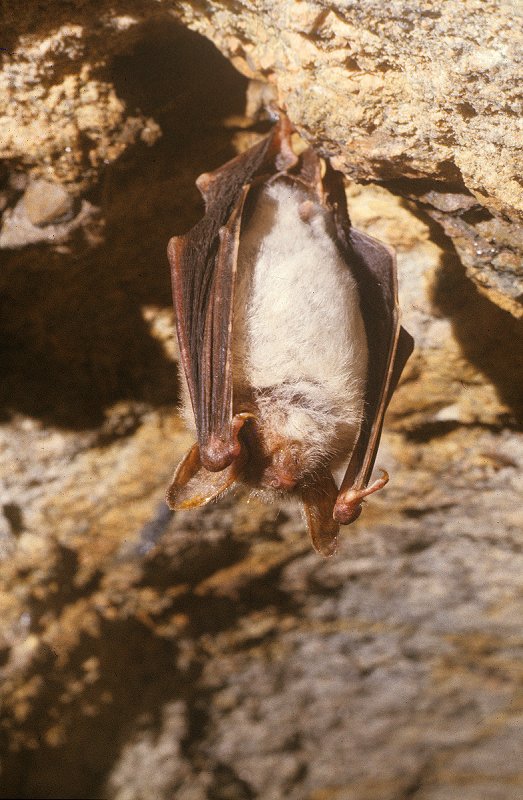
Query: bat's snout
267 473 298 491
261 443 305 492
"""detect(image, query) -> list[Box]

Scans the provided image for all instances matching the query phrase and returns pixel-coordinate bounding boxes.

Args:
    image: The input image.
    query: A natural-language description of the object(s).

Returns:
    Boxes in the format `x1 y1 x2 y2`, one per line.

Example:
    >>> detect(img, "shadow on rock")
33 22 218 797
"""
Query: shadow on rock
395 197 523 426
431 234 523 426
0 18 248 429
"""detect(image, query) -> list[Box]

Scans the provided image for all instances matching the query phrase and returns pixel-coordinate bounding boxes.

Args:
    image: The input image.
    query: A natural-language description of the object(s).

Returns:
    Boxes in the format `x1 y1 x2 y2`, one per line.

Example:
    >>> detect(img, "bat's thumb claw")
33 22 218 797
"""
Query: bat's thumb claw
200 414 254 472
201 436 240 472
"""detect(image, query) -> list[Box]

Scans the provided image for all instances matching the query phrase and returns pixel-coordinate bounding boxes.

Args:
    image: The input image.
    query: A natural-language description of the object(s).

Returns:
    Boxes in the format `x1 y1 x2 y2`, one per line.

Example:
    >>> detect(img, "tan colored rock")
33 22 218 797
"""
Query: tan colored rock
176 0 522 218
0 196 97 248
175 0 523 317
1 135 521 796
0 10 522 800
0 1 520 314
0 20 160 189
23 179 73 226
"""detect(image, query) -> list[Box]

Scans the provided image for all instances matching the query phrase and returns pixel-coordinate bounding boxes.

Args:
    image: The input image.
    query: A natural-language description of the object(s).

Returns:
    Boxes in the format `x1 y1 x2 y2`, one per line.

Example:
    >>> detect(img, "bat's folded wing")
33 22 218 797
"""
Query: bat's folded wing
323 166 414 523
335 228 414 523
167 119 297 473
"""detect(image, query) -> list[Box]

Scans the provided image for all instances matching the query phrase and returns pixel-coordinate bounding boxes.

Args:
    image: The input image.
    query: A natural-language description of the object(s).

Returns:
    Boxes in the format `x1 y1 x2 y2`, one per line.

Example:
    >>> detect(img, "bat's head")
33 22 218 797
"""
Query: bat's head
166 405 347 562
238 393 363 500
165 409 334 509
240 415 319 494
166 409 387 559
260 444 305 491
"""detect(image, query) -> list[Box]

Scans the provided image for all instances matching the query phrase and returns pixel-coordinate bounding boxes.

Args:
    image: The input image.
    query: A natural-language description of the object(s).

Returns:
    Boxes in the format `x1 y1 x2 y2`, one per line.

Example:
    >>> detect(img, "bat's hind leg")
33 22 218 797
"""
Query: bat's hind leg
334 469 389 524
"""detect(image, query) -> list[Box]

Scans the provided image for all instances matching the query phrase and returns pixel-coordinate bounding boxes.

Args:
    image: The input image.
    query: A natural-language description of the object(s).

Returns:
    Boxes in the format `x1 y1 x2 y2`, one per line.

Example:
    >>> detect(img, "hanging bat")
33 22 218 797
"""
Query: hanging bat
166 116 413 556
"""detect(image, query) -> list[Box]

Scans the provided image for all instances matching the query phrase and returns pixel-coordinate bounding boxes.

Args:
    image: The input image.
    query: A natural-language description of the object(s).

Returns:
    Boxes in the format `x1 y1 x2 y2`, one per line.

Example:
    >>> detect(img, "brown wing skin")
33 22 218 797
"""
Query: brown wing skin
322 164 414 522
167 118 297 472
338 230 408 488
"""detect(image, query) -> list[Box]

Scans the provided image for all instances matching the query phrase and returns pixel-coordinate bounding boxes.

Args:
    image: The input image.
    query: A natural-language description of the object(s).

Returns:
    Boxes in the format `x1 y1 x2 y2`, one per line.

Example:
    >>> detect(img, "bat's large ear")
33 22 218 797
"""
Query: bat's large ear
301 471 340 557
166 444 243 511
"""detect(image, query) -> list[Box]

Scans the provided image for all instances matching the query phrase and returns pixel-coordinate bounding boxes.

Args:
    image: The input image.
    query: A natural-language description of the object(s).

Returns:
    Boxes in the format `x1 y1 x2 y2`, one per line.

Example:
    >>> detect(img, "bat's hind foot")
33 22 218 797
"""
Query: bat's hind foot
333 469 389 524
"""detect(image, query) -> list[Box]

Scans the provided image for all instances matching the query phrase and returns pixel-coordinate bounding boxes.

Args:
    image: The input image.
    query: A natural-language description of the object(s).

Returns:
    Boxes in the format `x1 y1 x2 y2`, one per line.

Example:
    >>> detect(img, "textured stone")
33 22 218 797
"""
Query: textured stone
23 179 73 226
175 0 522 217
0 1 521 315
0 8 521 800
1 154 521 796
174 0 523 319
0 195 97 249
0 16 161 190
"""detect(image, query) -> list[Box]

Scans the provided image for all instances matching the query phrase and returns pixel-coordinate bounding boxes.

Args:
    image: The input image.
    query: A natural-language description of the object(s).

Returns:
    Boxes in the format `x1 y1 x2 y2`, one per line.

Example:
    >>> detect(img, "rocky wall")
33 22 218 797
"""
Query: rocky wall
0 5 521 799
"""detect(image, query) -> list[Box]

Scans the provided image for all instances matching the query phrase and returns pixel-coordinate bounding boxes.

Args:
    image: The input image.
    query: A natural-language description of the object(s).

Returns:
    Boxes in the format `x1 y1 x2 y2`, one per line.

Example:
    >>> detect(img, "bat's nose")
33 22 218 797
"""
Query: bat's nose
262 443 304 491
268 473 298 491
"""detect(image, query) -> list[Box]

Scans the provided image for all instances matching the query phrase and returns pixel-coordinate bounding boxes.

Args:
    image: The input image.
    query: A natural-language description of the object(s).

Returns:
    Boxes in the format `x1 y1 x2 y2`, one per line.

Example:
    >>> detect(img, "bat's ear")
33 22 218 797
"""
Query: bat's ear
166 444 242 511
301 471 340 557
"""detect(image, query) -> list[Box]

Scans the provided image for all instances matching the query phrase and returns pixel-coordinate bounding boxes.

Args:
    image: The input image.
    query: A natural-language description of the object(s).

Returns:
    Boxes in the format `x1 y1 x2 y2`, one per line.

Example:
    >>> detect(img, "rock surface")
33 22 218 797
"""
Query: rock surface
176 0 523 319
1 1 521 314
23 180 74 227
0 6 521 800
177 1 522 209
0 195 97 249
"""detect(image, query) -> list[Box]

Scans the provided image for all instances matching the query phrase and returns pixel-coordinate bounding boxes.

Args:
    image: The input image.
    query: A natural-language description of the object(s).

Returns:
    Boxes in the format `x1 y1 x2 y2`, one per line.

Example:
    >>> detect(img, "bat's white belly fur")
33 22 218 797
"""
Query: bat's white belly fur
233 180 368 467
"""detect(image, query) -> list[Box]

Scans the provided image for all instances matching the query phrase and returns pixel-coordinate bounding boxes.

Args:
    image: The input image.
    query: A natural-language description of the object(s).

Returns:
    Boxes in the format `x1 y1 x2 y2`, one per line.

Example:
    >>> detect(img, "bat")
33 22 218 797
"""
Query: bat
166 116 413 556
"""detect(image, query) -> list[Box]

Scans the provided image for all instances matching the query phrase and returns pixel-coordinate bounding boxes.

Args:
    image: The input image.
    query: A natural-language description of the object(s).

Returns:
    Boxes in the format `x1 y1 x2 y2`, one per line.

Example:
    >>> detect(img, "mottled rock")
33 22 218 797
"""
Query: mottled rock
175 0 523 320
176 0 522 218
0 18 161 191
0 1 521 316
0 196 97 249
23 179 73 226
1 158 521 797
0 8 522 800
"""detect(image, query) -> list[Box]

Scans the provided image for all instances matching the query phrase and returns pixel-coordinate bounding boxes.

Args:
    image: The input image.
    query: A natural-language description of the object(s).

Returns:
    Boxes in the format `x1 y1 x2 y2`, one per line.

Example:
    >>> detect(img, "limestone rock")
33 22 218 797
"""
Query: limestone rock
23 179 73 226
174 0 523 318
0 1 521 315
176 0 522 216
0 7 522 800
0 14 161 190
0 196 97 249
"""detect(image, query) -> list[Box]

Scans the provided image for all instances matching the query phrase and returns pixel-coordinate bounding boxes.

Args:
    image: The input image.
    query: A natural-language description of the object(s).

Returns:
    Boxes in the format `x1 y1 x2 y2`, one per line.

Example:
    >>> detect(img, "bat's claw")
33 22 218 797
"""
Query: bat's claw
200 435 240 472
333 469 389 525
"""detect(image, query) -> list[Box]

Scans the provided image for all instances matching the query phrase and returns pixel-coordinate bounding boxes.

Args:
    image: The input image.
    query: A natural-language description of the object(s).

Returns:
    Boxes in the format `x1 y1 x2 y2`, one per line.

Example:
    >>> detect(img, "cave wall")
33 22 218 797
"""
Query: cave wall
0 4 521 799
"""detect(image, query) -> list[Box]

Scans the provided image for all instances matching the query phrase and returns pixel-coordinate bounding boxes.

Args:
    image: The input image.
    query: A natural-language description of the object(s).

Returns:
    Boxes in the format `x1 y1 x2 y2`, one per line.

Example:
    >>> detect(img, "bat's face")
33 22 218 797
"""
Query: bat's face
259 442 307 492
239 420 317 493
